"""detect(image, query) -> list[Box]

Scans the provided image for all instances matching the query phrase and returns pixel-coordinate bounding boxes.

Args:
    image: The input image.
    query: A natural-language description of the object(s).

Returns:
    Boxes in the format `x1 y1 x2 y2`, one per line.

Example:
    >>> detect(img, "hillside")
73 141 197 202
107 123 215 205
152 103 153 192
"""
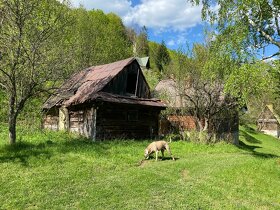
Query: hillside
0 124 280 209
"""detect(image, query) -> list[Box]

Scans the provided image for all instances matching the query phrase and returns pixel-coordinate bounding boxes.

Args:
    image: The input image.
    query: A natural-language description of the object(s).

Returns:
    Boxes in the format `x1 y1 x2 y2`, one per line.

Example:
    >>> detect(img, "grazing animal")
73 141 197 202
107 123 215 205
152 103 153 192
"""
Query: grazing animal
144 140 175 161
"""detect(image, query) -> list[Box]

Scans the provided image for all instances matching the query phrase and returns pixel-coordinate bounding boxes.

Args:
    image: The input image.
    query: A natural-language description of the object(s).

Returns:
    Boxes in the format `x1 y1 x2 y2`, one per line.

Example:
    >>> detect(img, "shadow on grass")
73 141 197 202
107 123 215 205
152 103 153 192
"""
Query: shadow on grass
146 156 179 161
238 125 279 158
57 137 135 156
240 130 262 144
0 134 145 166
242 124 258 134
0 141 53 166
238 139 279 159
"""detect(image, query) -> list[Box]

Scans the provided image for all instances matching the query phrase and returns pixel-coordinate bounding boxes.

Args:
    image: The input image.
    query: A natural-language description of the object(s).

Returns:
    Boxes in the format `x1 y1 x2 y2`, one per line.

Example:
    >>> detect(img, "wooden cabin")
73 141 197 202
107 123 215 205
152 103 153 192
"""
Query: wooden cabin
43 57 166 140
155 79 239 144
257 105 280 138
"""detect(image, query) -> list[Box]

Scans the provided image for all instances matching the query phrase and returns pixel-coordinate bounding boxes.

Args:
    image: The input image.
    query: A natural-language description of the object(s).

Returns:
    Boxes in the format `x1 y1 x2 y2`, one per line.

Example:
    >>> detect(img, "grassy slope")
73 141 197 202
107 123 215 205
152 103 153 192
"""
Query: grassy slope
0 124 280 209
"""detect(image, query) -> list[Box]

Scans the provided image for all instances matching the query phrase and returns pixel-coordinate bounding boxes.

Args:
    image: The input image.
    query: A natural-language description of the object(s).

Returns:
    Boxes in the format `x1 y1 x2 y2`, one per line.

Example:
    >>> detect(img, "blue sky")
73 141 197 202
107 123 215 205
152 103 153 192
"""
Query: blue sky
69 0 277 58
70 0 205 50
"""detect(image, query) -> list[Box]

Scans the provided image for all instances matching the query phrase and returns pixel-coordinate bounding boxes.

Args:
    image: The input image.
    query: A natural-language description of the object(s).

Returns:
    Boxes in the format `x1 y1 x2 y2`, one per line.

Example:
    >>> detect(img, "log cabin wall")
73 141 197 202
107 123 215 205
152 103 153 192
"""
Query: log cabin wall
96 103 160 140
69 110 84 134
43 107 59 131
82 107 96 139
261 122 278 130
68 107 97 139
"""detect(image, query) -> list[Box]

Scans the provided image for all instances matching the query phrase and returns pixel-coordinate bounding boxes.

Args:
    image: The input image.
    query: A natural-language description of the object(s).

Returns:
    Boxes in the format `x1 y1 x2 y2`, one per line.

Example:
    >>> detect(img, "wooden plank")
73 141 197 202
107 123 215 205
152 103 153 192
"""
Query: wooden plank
70 117 84 122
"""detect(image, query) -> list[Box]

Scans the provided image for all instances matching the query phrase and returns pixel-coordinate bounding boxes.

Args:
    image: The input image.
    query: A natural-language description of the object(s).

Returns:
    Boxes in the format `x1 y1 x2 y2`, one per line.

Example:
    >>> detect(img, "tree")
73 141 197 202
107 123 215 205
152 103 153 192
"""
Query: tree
126 26 149 57
104 13 132 62
272 60 280 97
189 0 280 60
155 41 170 73
71 9 132 69
0 0 72 144
175 45 238 133
225 61 274 105
186 0 280 105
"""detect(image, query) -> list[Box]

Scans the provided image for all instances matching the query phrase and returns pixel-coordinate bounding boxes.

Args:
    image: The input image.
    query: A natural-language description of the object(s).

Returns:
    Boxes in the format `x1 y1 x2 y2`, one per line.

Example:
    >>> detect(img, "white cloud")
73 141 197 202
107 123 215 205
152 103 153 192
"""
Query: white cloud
70 0 132 17
123 0 202 31
70 0 203 32
167 39 175 46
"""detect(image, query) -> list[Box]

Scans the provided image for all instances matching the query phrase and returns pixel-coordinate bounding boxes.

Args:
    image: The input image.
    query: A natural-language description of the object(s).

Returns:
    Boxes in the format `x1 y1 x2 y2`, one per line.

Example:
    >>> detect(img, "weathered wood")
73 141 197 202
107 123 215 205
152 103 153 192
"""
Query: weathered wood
82 107 96 140
43 115 59 131
96 103 159 139
59 106 69 131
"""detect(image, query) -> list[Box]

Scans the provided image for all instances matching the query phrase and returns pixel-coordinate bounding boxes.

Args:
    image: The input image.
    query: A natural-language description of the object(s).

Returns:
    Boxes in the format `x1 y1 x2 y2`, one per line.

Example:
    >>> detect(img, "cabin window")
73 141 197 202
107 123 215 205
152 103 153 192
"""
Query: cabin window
126 73 137 94
127 110 138 121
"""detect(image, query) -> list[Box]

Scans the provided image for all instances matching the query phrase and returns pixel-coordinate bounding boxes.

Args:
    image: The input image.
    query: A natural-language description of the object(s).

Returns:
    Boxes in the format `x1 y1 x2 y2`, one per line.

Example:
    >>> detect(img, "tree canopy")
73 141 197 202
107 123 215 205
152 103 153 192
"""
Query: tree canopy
155 41 171 73
0 0 73 144
190 0 280 60
70 8 132 69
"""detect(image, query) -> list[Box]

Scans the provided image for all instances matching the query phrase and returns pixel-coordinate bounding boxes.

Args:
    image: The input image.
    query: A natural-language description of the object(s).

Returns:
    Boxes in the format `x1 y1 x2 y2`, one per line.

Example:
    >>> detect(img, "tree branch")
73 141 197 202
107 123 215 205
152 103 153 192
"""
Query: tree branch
248 17 280 48
261 52 280 61
275 16 280 36
0 67 12 81
0 81 8 90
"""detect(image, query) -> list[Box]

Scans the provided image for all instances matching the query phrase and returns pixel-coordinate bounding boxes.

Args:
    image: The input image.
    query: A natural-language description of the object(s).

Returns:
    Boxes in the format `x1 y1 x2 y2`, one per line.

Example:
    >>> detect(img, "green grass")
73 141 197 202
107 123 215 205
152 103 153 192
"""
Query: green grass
0 124 280 209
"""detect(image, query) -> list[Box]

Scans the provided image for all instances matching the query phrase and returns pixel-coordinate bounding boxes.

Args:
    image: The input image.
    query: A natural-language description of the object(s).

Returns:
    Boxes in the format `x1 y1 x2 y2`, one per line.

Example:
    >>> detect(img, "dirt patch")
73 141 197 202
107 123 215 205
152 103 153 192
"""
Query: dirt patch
138 159 149 167
181 169 189 180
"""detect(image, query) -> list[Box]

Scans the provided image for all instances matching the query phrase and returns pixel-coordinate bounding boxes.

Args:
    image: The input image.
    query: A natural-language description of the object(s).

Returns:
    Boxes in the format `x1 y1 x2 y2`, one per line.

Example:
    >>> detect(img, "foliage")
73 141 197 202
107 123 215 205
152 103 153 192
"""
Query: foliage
135 26 149 57
190 0 280 60
142 70 161 92
164 44 238 133
71 9 132 69
155 41 171 73
225 61 274 106
188 0 280 106
0 0 73 144
148 41 160 69
272 60 280 97
0 124 280 209
0 89 7 122
127 26 149 57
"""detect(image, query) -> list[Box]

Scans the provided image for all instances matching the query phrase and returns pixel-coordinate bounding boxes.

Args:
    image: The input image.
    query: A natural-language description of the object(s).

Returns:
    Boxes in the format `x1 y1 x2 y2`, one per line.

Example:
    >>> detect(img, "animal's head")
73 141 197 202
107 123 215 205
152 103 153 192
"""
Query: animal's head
144 148 149 159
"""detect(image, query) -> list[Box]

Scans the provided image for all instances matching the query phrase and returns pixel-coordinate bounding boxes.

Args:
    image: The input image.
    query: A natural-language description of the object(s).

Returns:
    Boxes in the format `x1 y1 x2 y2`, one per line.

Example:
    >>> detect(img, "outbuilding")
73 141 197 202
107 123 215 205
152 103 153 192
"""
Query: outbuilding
155 79 239 144
43 57 166 140
257 105 280 138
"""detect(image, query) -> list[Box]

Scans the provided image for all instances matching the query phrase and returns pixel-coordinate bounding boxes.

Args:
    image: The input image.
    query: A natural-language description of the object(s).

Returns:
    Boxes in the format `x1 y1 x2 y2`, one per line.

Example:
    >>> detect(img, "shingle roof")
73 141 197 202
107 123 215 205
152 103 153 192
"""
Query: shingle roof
43 57 165 109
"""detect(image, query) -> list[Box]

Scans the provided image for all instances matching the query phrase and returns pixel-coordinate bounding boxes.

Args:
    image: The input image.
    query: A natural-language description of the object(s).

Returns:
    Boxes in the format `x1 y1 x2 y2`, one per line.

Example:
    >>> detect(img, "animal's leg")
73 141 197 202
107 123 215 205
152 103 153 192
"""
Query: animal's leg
161 149 165 160
155 150 158 161
166 144 175 160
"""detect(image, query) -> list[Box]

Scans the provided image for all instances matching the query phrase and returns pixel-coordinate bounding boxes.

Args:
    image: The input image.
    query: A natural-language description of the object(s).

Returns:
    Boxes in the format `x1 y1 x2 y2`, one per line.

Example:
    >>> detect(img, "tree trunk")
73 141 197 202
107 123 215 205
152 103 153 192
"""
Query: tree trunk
197 120 204 132
8 94 17 144
203 118 209 131
9 114 16 144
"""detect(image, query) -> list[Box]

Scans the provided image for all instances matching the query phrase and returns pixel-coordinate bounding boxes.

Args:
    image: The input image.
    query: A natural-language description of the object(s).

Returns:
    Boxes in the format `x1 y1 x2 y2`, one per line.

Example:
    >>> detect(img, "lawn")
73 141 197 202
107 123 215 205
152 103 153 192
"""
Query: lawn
0 124 280 209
